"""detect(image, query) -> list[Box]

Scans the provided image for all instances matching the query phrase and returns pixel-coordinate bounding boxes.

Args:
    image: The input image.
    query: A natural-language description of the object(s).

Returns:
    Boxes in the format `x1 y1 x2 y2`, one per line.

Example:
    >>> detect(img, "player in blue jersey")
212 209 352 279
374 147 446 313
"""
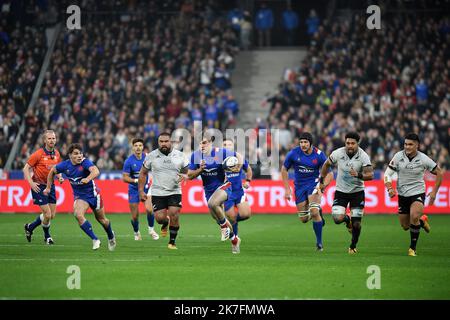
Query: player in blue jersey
44 143 116 251
222 138 252 253
281 132 333 251
186 132 241 253
122 138 159 241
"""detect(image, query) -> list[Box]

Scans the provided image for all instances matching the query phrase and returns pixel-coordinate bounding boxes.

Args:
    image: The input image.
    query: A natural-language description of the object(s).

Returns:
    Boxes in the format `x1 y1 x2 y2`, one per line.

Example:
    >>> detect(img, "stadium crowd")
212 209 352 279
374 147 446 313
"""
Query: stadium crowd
0 7 47 167
266 12 450 172
11 0 241 170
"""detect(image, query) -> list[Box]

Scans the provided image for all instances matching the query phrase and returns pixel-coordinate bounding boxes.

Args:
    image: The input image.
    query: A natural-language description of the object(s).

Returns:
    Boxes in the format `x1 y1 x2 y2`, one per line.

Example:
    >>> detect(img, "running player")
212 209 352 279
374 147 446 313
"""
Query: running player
44 143 116 251
24 130 64 245
122 138 159 241
223 138 252 253
186 132 241 253
281 132 333 251
384 133 443 256
138 133 189 250
318 132 374 254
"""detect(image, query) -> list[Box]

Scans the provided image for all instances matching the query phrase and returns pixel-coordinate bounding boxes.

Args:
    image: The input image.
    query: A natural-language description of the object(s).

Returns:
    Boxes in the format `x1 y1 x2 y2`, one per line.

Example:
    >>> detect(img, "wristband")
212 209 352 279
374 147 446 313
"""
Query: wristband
357 172 363 179
134 178 138 184
246 179 251 182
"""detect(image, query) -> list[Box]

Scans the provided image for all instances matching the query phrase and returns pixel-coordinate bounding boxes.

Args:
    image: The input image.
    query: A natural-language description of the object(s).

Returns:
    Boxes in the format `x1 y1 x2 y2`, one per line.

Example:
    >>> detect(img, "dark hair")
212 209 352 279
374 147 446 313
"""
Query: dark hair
345 132 360 143
68 143 83 154
405 133 420 143
158 132 171 140
299 132 313 145
132 138 144 145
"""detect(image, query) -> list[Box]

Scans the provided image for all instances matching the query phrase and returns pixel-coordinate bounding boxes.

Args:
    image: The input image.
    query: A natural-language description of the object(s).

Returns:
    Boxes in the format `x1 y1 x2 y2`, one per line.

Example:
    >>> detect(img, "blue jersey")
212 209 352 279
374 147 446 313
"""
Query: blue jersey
283 147 327 186
225 159 249 192
189 147 235 196
122 153 148 193
55 158 100 199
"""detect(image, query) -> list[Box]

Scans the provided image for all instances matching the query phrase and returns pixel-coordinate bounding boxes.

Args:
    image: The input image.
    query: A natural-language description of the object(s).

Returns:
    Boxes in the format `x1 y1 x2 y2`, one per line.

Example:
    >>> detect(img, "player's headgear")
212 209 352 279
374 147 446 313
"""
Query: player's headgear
299 132 313 145
404 133 420 143
345 131 360 143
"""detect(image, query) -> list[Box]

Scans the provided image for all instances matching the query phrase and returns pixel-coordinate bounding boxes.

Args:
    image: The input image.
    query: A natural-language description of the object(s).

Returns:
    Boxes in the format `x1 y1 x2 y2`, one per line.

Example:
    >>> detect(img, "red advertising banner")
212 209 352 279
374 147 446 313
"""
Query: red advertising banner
1 180 449 214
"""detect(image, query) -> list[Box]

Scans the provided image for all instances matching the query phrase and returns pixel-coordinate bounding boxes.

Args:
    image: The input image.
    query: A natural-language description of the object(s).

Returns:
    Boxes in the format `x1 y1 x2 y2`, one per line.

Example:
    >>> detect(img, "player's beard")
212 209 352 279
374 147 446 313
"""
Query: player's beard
159 146 170 155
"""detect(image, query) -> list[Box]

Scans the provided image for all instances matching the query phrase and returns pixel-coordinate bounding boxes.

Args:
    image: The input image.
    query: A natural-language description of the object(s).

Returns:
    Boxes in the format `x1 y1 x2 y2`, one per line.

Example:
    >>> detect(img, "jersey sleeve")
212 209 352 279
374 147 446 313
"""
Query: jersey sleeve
243 159 249 171
55 161 65 174
81 158 95 170
143 154 152 170
388 153 399 171
328 150 338 165
361 151 372 167
27 150 41 167
423 154 437 172
122 158 131 174
318 150 327 167
189 152 199 170
180 152 190 169
283 151 293 169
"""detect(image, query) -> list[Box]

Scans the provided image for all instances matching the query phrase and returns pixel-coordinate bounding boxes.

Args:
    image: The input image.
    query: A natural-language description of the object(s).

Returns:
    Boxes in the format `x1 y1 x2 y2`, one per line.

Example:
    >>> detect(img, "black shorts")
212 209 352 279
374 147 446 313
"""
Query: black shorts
333 190 365 209
151 194 182 212
398 193 426 214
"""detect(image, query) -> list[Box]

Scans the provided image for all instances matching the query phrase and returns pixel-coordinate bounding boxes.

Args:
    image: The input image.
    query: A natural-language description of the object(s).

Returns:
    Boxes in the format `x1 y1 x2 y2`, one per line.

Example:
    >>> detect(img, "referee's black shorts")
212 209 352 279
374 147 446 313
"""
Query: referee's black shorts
151 194 182 212
398 193 426 214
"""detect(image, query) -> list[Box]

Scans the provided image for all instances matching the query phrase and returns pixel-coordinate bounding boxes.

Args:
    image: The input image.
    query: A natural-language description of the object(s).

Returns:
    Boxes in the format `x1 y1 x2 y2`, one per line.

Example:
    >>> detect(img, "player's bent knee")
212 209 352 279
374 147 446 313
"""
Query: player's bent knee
332 206 346 222
309 202 321 217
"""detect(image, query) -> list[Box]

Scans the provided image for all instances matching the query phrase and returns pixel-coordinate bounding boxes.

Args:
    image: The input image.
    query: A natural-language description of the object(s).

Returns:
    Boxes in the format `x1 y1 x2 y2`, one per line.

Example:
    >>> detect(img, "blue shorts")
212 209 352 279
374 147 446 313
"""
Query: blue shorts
128 186 149 204
224 189 246 211
294 183 317 204
205 182 232 202
32 184 56 206
75 194 103 212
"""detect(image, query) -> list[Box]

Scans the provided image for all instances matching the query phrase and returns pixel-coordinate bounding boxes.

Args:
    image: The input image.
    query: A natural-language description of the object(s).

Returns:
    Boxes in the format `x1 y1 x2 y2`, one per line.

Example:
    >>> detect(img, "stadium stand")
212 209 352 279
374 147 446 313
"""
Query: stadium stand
266 11 450 171
8 0 240 170
0 6 47 168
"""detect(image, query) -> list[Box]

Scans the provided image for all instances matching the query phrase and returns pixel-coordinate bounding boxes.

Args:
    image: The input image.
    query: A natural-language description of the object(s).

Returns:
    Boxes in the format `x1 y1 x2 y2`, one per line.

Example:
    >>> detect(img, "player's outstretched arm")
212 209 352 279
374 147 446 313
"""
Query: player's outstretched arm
138 166 149 201
318 159 332 188
361 165 374 181
384 166 396 198
281 166 291 200
122 172 137 185
243 165 253 189
187 160 206 180
81 166 100 184
428 166 443 206
43 166 57 195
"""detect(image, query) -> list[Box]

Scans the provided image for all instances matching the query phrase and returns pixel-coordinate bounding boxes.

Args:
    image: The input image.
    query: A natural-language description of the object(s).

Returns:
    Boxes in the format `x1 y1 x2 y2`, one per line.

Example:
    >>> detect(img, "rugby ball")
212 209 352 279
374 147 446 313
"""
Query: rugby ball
222 156 239 171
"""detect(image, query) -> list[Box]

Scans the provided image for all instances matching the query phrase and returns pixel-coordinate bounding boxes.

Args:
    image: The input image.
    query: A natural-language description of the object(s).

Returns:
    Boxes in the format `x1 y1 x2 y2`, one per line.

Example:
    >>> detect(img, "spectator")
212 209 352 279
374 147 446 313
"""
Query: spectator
240 11 252 50
306 9 319 37
255 3 274 47
282 4 299 46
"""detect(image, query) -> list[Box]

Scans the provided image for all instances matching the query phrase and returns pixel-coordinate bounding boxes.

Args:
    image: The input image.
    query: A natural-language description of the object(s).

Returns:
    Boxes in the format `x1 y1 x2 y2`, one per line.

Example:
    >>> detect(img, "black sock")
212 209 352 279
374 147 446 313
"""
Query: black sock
410 224 420 250
169 226 179 245
350 217 362 249
344 215 351 226
161 219 169 230
419 219 424 228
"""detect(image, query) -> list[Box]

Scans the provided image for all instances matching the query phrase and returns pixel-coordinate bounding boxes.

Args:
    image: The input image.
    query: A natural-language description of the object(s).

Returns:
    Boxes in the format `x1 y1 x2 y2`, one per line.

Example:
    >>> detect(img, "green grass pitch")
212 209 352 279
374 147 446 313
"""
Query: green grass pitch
0 213 449 299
